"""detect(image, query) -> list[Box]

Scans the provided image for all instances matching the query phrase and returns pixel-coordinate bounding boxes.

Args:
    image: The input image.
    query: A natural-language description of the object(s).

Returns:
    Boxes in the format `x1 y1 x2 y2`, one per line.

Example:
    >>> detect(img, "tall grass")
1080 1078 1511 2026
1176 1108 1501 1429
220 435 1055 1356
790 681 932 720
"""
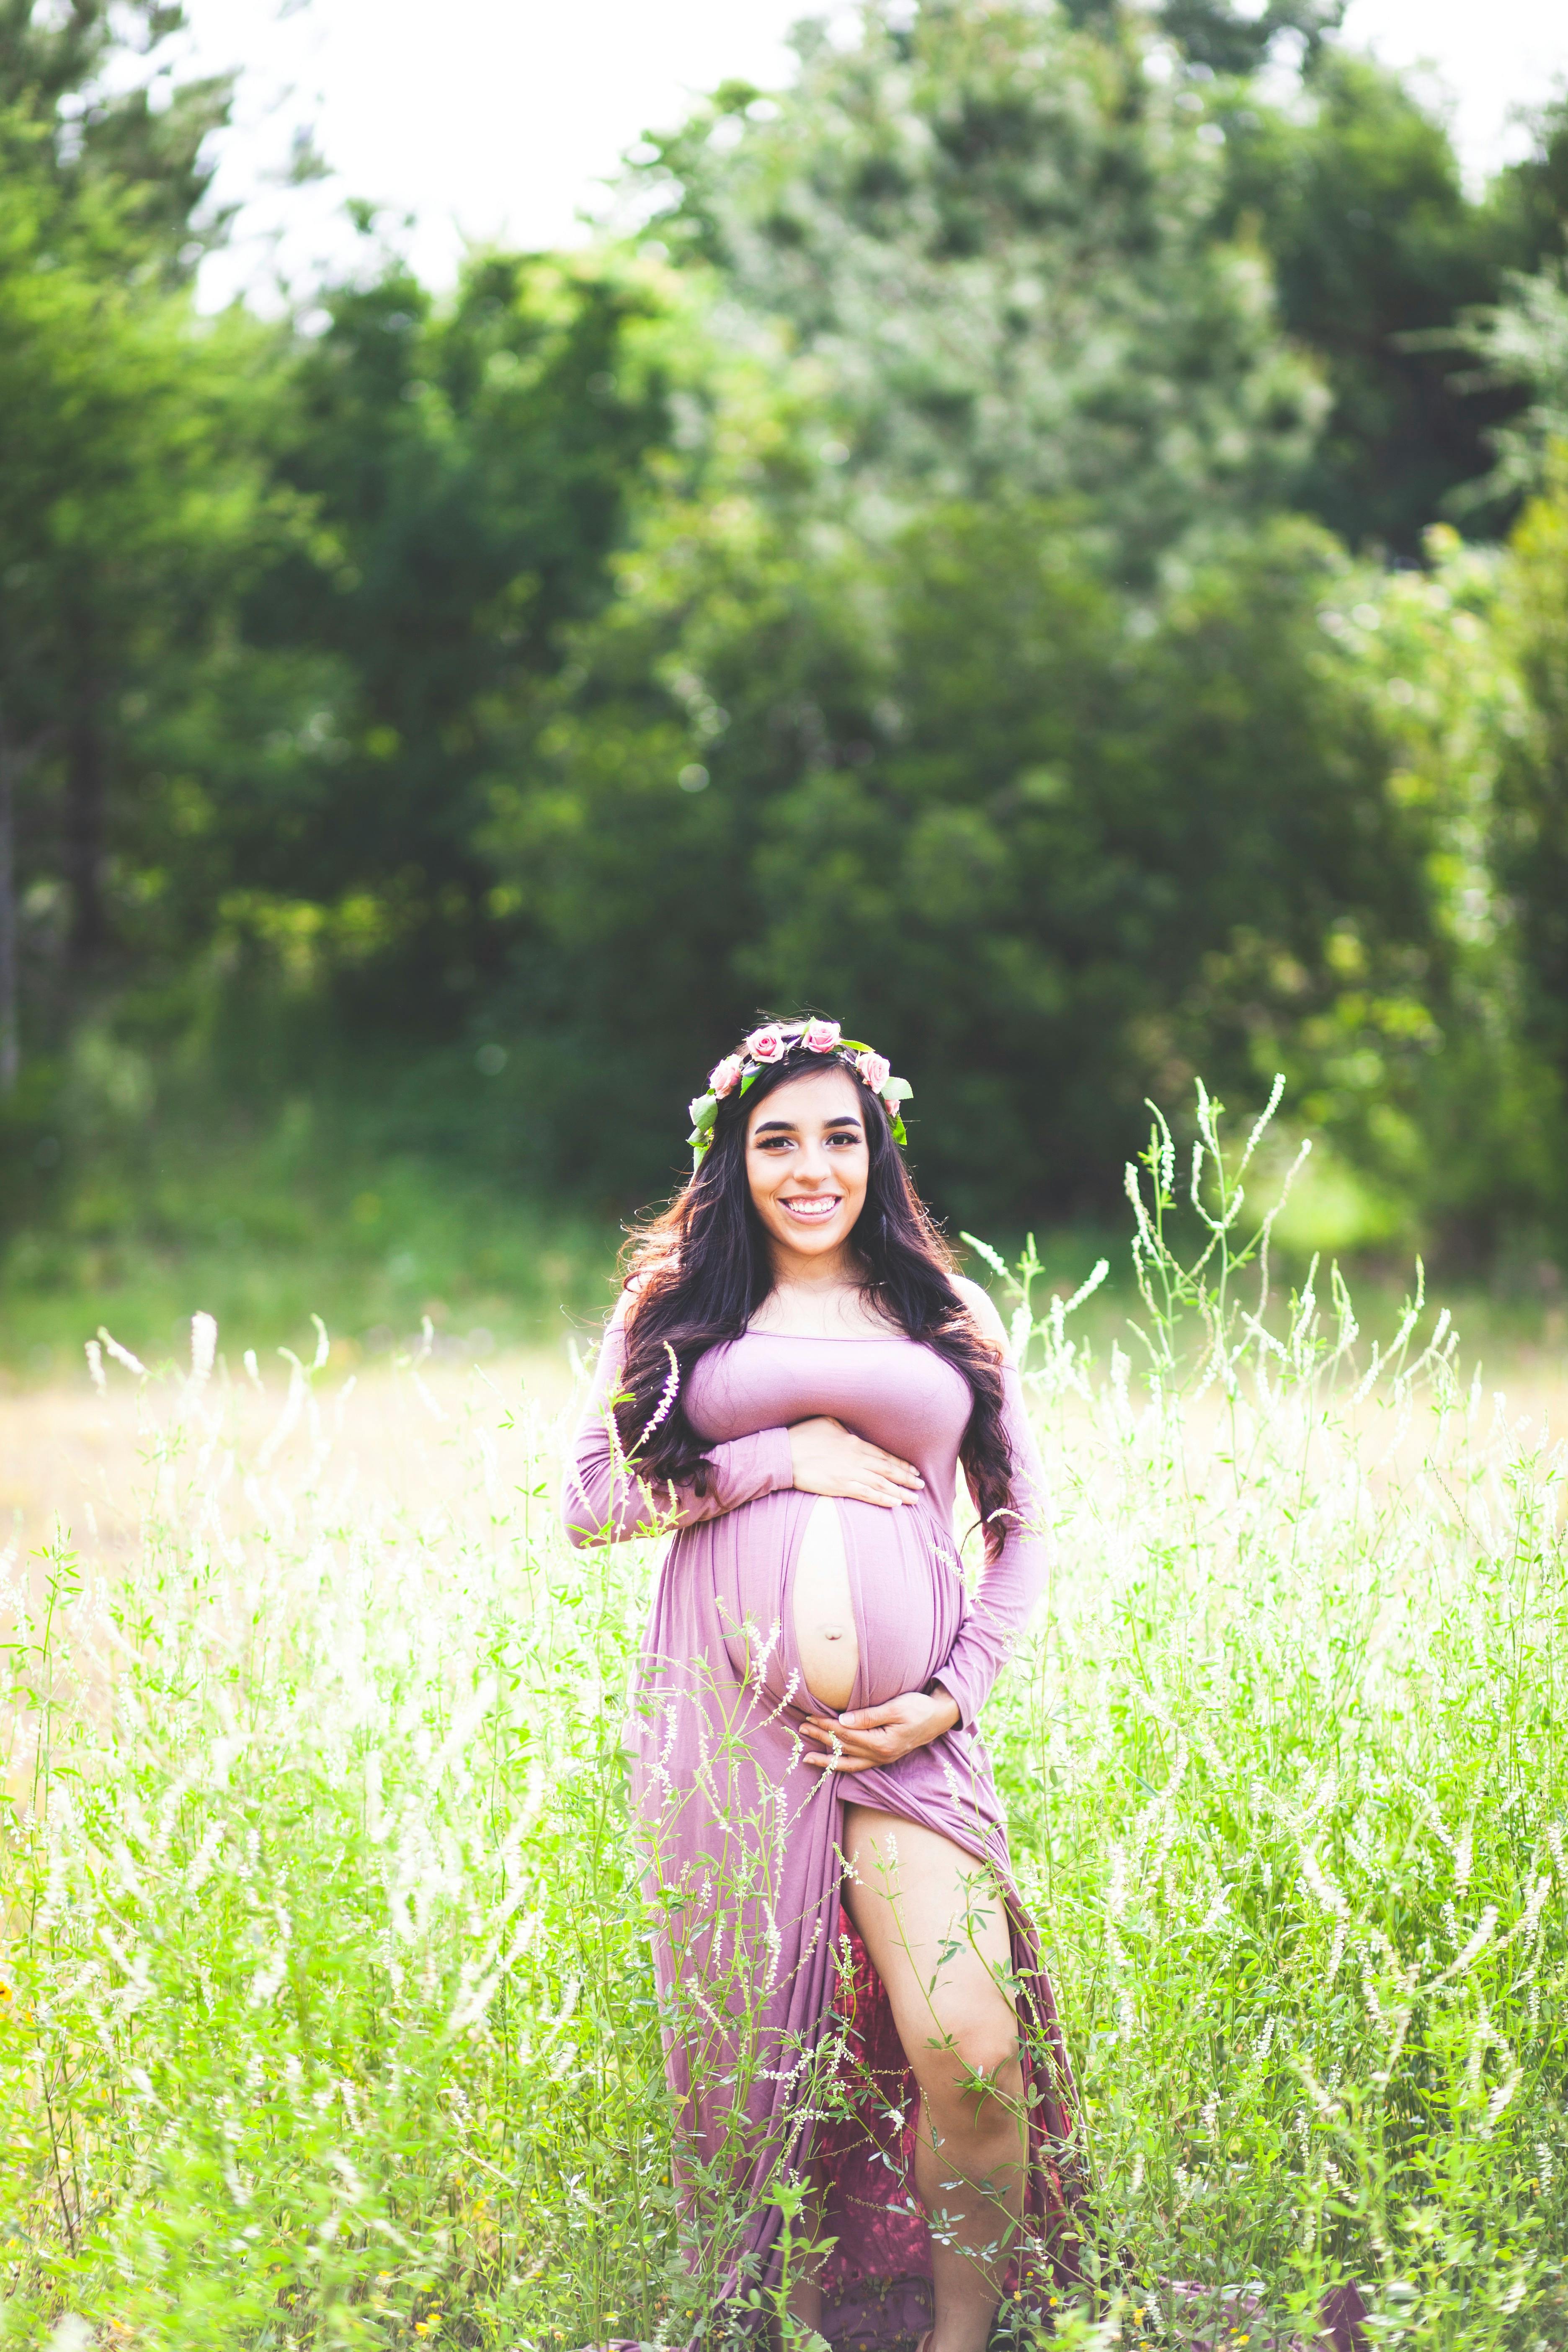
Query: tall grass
3 1085 1567 2347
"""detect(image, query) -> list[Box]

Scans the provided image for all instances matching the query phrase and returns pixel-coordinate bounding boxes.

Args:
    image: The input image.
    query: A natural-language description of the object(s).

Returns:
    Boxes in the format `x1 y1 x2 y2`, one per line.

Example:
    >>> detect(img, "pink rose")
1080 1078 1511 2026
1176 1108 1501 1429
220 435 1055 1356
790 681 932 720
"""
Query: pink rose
745 1025 786 1064
856 1050 891 1093
883 1088 902 1114
801 1016 841 1055
708 1053 745 1097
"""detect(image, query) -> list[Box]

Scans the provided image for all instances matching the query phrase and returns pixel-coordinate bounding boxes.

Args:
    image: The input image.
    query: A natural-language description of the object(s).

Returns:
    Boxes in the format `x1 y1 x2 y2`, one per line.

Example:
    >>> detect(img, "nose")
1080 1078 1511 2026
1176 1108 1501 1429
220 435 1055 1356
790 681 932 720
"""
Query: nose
793 1140 836 1185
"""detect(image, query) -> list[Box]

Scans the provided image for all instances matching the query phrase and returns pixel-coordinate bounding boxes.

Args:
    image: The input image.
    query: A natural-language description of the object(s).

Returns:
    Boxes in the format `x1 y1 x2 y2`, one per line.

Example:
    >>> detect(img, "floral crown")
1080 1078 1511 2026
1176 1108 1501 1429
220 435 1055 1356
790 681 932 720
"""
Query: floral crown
687 1018 912 1166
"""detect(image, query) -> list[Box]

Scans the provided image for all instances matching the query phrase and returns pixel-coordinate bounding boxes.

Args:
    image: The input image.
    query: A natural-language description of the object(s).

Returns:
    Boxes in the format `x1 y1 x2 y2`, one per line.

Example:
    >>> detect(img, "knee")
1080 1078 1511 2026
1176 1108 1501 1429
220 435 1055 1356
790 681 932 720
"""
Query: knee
921 2018 1021 2118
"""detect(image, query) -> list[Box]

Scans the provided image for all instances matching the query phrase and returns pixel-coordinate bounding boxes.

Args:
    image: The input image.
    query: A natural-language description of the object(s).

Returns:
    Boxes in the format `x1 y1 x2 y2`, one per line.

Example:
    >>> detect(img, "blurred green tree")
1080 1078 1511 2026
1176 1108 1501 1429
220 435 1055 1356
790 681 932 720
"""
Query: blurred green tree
1444 264 1568 508
483 429 1442 1221
1366 529 1563 1257
0 0 233 276
644 1 1325 575
1146 0 1344 77
0 115 269 1106
1487 94 1568 275
8 0 1568 1272
0 0 260 1127
1496 465 1568 1153
222 242 683 1047
1216 51 1525 551
741 507 1434 1221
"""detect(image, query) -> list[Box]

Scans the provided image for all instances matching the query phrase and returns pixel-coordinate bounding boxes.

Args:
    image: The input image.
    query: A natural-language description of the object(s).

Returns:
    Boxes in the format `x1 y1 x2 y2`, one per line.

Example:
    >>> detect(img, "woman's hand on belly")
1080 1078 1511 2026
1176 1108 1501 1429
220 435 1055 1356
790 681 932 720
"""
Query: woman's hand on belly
800 1684 961 1774
788 1416 924 1509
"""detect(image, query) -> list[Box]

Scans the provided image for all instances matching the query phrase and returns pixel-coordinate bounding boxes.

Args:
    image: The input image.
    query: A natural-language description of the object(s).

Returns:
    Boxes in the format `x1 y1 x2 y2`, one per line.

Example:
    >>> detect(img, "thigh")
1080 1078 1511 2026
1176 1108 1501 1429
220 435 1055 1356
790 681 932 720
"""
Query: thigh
841 1805 1018 2082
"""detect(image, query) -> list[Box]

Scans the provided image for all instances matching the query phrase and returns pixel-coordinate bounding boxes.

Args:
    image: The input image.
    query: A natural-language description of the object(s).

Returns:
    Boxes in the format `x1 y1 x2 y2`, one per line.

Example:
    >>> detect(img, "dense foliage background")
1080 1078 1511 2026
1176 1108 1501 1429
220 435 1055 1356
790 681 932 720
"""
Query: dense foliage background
5 0 1568 1353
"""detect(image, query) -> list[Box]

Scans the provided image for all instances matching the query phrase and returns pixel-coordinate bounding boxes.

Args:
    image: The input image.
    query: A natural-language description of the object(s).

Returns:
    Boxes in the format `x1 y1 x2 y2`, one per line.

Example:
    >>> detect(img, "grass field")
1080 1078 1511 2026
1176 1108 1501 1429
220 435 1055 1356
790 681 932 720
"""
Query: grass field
0 1084 622 1383
4 1100 1568 2349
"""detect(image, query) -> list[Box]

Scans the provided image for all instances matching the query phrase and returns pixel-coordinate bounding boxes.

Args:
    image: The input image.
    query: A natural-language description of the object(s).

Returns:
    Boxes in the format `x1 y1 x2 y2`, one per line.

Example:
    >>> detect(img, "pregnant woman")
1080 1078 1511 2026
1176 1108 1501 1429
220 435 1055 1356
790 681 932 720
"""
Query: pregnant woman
564 1017 1083 2352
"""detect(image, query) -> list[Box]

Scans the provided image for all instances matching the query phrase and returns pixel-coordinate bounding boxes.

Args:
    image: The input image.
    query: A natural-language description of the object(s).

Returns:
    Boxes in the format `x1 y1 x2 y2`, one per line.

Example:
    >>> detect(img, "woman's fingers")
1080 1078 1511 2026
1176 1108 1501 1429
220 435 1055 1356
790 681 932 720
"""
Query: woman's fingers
804 1703 897 1732
804 1476 902 1506
788 1418 923 1504
799 1692 945 1769
856 1442 922 1486
802 1721 881 1745
800 1725 882 1765
826 1474 903 1508
865 1470 922 1504
801 1715 901 1768
797 1470 911 1506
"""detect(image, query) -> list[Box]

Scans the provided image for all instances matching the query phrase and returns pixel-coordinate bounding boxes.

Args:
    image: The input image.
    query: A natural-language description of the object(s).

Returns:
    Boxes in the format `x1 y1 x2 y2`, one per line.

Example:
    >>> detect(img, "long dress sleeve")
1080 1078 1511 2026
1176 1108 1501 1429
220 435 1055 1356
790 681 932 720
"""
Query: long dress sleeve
561 1319 796 1547
932 1366 1053 1729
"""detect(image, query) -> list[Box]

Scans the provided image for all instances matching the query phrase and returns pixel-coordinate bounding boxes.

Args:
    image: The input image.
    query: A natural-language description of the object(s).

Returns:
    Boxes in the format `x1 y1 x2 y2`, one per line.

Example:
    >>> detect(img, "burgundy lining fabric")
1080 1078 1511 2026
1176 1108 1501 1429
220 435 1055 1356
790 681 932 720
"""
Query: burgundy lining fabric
817 1908 1081 2347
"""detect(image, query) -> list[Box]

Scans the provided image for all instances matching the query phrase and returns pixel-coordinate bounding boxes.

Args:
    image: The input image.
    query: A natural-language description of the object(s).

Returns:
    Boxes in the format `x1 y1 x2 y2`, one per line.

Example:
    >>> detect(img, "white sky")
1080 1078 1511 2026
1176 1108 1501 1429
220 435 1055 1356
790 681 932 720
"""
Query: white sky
167 0 1568 310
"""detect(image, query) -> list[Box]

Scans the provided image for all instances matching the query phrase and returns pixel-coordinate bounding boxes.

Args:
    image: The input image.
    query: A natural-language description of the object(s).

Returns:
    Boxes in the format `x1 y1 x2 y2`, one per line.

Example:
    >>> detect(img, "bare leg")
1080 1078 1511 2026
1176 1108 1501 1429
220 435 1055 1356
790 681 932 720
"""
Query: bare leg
842 1807 1025 2352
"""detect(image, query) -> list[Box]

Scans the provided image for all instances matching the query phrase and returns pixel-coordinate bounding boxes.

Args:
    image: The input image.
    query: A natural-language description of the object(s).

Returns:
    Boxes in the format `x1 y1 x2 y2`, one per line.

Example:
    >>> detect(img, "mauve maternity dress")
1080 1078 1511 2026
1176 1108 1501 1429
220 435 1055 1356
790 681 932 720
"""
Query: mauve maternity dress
564 1327 1084 2344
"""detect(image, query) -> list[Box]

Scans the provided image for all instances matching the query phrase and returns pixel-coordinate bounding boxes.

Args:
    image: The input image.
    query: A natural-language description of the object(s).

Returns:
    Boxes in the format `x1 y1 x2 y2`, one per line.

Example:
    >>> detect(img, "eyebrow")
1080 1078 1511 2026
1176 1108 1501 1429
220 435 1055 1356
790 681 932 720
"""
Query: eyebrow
753 1113 864 1137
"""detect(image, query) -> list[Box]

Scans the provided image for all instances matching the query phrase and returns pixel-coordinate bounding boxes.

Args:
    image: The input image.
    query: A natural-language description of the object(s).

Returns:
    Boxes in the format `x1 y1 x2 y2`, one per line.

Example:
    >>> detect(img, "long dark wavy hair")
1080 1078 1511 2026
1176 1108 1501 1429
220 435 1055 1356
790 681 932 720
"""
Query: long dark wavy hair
612 1024 1016 1557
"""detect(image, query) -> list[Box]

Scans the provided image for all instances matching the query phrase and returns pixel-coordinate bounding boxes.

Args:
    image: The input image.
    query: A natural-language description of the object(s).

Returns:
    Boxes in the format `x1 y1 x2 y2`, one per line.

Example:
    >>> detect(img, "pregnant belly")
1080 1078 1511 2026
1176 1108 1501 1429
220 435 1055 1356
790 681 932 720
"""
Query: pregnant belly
794 1499 858 1708
719 1491 966 1718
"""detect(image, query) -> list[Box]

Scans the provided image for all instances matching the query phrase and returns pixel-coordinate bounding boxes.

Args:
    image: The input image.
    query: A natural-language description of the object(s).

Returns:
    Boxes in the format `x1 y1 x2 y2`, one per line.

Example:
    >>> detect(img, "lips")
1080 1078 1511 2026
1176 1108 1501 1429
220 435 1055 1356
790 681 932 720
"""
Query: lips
781 1195 841 1222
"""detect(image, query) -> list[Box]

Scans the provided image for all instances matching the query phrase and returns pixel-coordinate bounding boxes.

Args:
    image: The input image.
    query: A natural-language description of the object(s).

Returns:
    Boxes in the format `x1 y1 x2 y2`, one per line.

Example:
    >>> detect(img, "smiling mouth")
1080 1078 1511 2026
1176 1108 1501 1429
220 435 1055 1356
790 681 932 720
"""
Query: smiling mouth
781 1195 841 1222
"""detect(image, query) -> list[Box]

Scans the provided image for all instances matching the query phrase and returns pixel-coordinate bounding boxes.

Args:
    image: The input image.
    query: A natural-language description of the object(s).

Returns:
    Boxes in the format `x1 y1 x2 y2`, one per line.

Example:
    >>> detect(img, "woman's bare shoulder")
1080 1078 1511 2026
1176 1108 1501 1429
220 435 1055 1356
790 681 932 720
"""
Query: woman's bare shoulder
951 1274 1011 1354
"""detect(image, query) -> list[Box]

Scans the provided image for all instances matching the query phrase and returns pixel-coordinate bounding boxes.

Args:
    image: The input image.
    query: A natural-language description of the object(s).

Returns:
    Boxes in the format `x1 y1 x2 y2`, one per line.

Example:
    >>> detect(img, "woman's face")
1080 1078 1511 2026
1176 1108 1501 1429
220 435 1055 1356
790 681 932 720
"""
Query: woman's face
744 1065 871 1267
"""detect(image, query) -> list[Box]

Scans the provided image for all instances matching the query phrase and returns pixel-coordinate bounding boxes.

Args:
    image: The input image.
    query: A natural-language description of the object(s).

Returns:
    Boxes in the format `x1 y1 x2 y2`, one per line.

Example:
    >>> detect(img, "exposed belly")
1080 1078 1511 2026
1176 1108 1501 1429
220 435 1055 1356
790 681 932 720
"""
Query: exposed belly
712 1490 965 1718
794 1498 858 1709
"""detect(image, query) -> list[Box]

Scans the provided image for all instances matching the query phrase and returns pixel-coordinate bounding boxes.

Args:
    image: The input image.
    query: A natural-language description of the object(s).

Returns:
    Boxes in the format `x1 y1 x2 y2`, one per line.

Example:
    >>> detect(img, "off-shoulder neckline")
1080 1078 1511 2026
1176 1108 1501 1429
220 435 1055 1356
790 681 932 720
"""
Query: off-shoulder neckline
738 1327 913 1344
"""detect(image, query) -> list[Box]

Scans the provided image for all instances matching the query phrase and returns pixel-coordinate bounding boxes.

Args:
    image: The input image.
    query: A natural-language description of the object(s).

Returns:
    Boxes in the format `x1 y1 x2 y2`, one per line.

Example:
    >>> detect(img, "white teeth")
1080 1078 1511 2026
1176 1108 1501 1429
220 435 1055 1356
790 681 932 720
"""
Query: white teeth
783 1197 838 1219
